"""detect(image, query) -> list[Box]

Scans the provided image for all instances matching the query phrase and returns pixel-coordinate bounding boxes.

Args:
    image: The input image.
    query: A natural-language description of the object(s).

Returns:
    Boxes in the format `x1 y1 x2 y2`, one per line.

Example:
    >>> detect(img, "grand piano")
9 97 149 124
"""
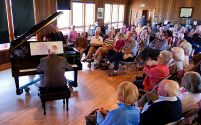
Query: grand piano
9 11 82 95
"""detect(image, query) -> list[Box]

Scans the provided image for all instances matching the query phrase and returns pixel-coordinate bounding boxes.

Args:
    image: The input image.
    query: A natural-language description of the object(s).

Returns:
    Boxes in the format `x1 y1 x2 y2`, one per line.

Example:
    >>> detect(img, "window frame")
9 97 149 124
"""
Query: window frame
57 1 95 32
104 3 125 29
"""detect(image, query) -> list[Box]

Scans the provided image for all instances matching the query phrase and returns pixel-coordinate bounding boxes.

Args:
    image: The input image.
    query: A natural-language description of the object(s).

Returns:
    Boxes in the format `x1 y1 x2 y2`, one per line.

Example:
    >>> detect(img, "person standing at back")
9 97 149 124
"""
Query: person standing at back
37 44 73 87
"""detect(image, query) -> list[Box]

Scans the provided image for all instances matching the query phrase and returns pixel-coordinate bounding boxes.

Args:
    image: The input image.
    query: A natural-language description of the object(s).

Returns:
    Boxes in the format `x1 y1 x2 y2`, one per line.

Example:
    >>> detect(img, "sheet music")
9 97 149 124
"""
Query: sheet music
30 41 64 56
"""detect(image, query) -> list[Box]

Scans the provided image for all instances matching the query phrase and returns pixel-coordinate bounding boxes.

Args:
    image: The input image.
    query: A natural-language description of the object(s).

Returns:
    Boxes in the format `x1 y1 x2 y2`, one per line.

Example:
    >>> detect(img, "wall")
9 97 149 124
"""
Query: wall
127 0 201 24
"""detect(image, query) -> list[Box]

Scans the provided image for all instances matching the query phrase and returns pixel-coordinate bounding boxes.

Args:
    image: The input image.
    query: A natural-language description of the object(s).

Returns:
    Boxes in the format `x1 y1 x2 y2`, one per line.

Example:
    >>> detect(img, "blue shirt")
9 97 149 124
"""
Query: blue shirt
97 103 140 125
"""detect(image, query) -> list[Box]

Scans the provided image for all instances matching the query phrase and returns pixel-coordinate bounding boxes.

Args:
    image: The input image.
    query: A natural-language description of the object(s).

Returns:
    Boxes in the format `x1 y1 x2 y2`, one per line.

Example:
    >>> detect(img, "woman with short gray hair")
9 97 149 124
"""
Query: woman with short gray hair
179 71 201 113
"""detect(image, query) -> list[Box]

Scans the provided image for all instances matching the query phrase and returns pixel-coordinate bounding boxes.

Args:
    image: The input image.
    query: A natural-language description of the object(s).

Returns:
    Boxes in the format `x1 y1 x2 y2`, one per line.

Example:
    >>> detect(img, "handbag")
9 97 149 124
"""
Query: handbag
85 109 98 125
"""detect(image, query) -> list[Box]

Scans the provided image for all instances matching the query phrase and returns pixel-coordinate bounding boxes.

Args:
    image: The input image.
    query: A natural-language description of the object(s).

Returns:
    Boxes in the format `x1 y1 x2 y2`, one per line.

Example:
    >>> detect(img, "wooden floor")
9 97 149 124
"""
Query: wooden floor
0 63 139 125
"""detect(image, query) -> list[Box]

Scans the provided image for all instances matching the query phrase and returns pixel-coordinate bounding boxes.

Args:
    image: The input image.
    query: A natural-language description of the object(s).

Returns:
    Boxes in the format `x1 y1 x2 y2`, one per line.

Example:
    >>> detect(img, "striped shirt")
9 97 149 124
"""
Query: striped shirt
150 37 168 50
104 38 115 48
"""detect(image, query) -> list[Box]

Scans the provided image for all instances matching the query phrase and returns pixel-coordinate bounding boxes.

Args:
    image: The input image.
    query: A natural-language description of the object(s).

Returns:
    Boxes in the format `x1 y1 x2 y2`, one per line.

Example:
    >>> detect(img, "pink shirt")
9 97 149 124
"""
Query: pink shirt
68 31 78 43
114 39 125 51
178 87 201 113
143 64 169 91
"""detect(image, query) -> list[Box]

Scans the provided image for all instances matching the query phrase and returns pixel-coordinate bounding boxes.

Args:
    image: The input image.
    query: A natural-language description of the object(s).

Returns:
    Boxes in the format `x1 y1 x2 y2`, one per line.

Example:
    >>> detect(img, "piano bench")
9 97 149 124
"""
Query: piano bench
38 86 71 115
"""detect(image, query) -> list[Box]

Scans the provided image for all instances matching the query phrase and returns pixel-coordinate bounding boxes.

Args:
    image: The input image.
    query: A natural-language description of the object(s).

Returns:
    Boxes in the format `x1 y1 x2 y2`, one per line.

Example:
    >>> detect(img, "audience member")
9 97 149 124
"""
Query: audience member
82 30 103 65
67 25 78 46
108 31 137 76
134 50 172 91
136 23 143 37
179 71 201 113
107 32 125 64
96 81 140 125
91 30 115 69
170 47 185 72
180 41 192 67
75 31 88 59
140 80 182 125
121 24 128 34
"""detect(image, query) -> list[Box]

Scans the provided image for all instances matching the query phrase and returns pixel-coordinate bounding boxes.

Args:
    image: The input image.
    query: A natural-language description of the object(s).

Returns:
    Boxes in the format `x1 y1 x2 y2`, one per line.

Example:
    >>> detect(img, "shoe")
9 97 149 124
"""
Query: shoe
107 61 110 65
109 70 117 76
67 79 77 87
94 63 100 69
87 63 91 68
87 58 94 63
82 58 87 62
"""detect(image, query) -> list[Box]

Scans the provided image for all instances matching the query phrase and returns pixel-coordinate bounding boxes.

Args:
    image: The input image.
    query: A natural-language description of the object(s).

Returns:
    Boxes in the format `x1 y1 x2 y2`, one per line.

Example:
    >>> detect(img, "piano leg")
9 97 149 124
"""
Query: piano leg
14 77 23 95
73 70 78 87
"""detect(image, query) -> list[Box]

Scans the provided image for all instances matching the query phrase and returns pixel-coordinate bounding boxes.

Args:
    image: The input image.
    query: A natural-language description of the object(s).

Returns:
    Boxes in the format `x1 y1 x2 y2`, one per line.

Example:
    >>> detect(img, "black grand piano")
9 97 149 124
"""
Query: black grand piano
9 11 82 95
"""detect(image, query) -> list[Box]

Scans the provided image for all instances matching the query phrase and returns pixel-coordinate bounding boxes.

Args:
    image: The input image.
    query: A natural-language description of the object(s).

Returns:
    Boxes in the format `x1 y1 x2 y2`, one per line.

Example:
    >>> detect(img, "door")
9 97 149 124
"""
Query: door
130 9 142 26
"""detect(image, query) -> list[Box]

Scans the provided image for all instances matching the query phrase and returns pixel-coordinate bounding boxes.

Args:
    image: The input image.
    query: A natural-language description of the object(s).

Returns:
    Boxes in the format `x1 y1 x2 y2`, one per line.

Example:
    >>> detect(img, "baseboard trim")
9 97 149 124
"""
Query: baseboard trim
0 63 11 71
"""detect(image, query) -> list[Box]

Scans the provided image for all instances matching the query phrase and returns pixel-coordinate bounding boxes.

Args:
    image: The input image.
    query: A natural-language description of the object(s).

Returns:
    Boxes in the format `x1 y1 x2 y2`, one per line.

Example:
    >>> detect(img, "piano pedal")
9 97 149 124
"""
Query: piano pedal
16 89 23 95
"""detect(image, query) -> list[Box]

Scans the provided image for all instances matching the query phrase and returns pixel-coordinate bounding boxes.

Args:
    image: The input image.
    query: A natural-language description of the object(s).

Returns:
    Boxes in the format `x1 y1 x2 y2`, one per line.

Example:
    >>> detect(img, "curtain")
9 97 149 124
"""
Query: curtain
11 0 35 37
0 0 9 44
57 0 71 10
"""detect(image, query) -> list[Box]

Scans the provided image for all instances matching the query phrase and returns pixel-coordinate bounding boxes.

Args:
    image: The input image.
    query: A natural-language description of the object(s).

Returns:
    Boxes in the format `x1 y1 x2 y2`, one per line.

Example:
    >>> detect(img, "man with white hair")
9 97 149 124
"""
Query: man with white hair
140 80 182 125
37 44 72 87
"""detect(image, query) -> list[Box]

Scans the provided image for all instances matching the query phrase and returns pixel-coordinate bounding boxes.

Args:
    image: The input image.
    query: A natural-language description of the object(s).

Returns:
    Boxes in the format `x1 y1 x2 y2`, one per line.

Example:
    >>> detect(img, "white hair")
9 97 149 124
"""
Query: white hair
171 47 185 61
49 44 58 54
180 41 192 56
178 33 184 39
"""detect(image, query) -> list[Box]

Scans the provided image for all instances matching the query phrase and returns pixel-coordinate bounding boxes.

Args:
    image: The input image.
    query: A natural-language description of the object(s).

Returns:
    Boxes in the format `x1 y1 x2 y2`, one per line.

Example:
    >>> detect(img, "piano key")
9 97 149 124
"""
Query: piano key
19 68 37 72
71 64 78 68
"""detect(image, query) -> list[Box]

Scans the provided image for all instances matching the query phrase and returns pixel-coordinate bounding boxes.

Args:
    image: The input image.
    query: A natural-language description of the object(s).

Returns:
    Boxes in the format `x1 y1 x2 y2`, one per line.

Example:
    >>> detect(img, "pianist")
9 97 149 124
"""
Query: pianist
37 44 73 87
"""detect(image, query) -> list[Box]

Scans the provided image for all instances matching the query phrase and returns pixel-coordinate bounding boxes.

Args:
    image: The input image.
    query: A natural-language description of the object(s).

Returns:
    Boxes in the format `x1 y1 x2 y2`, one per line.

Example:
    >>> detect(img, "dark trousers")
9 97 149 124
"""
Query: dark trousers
109 52 123 70
140 47 160 61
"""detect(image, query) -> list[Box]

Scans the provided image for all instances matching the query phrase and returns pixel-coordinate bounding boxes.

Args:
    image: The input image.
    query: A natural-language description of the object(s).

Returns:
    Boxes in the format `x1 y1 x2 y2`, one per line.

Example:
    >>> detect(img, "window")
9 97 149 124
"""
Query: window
112 5 118 22
57 10 71 29
104 4 111 23
57 2 95 32
72 2 83 27
118 5 124 28
85 3 95 26
104 4 125 29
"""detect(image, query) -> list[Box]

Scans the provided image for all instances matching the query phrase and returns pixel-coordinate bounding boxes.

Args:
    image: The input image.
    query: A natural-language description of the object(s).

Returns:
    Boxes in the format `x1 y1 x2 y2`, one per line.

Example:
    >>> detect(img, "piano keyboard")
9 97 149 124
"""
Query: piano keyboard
19 64 78 73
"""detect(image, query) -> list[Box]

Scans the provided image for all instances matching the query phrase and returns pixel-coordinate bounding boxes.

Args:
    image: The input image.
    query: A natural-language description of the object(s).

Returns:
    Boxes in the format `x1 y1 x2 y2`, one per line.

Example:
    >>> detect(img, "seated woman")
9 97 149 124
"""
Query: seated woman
179 41 192 67
179 71 201 113
96 81 140 125
170 47 185 84
67 25 78 47
134 50 173 91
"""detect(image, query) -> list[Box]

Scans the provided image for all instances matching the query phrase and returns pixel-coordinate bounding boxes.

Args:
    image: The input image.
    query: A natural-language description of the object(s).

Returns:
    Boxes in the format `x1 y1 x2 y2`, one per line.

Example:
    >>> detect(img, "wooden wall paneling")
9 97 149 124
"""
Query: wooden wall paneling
33 0 57 41
127 0 201 24
0 50 10 65
193 0 201 21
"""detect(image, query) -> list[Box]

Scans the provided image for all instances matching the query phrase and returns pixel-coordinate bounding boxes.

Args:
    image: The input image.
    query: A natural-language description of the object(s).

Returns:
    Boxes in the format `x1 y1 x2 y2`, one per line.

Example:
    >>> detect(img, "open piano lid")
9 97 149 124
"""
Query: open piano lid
9 11 63 53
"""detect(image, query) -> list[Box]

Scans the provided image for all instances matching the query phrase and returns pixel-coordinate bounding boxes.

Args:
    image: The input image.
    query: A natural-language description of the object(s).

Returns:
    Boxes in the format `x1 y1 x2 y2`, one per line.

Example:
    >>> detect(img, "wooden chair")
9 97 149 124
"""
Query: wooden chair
38 86 71 115
166 108 201 125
